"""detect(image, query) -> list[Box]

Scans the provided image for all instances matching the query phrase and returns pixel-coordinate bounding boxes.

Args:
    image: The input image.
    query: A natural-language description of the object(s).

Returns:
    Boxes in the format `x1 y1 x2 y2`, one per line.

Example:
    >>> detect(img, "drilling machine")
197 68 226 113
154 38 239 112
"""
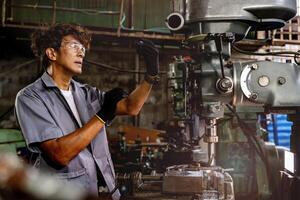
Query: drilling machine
162 0 299 200
117 1 300 199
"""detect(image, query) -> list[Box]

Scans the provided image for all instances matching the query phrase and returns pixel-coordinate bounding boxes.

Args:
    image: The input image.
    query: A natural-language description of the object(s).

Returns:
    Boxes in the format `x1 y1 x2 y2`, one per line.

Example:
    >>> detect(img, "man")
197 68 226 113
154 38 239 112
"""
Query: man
15 24 159 200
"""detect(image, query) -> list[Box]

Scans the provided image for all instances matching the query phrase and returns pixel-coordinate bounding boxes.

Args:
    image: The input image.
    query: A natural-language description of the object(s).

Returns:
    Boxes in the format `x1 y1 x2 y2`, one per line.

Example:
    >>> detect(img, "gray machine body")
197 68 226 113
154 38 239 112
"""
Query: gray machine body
166 0 299 110
169 0 297 40
164 0 299 199
234 61 300 107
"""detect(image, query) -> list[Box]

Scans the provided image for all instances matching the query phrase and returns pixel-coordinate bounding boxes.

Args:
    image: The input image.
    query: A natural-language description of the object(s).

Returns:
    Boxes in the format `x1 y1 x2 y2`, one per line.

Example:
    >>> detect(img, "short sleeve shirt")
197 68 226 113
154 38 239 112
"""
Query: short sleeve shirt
15 72 120 199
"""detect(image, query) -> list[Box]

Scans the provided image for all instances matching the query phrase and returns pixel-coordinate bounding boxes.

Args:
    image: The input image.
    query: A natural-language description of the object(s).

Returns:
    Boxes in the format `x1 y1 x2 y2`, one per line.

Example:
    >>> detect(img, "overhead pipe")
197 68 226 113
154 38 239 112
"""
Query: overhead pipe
9 4 120 15
0 23 185 42
1 2 185 41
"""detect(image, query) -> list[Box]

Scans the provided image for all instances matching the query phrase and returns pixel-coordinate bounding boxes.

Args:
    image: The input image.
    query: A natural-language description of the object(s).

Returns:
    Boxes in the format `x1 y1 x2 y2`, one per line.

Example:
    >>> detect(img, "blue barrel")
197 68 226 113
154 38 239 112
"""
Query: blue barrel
267 114 292 149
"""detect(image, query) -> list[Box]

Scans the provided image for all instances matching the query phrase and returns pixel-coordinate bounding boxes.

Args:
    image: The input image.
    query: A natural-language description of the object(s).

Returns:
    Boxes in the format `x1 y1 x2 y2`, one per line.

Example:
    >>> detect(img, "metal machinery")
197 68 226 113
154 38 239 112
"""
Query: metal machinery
115 1 300 200
164 0 298 200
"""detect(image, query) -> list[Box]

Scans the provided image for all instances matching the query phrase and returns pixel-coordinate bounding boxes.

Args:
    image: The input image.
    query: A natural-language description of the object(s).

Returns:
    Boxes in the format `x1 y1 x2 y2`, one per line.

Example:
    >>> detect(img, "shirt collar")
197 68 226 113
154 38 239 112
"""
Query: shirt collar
41 72 85 89
41 72 56 88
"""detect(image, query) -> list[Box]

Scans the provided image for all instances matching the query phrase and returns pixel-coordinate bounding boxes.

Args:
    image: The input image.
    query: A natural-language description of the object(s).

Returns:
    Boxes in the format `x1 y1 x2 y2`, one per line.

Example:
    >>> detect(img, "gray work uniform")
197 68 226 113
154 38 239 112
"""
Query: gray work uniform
15 72 120 200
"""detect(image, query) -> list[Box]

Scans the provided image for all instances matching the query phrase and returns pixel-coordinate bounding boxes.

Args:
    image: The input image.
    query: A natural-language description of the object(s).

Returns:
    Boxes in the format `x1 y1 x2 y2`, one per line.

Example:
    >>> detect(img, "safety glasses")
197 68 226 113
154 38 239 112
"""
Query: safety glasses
61 41 86 55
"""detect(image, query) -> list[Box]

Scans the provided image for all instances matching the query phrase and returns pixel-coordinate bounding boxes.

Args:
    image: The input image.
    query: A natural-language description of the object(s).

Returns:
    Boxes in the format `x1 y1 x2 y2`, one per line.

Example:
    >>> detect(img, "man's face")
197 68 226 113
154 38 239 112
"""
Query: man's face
55 35 86 76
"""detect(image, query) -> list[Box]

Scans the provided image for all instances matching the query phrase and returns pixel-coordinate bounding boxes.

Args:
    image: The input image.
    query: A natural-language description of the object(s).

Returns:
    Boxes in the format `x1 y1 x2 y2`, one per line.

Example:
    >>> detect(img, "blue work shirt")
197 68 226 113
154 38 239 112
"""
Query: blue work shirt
15 72 120 200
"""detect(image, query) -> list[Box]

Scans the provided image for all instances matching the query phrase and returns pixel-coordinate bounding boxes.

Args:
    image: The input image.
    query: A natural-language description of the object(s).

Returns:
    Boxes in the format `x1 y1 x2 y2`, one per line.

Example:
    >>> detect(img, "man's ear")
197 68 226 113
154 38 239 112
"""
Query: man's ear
45 48 57 61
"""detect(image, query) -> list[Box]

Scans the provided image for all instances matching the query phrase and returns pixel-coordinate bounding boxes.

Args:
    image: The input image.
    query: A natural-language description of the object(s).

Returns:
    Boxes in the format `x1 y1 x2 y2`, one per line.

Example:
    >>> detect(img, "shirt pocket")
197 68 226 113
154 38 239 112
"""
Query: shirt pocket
56 168 87 179
56 168 89 189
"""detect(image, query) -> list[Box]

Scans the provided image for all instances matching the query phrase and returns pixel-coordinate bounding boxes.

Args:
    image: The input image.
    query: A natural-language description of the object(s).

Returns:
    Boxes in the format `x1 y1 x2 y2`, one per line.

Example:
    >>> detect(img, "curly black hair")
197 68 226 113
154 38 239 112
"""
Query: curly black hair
31 23 92 69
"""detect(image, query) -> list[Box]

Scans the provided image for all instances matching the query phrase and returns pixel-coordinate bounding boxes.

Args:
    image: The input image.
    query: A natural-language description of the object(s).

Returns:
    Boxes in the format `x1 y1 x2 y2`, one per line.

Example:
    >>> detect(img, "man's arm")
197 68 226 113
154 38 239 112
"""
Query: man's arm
39 116 103 168
42 80 151 167
116 39 159 116
116 80 152 116
39 89 127 168
39 88 126 168
15 92 93 168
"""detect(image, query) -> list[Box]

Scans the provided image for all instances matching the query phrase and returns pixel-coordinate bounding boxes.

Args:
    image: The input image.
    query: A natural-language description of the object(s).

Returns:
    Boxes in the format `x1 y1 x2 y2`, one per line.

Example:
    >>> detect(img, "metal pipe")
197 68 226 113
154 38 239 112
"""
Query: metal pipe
10 4 120 15
271 114 279 145
130 0 134 29
208 143 215 165
165 12 185 31
134 52 140 126
2 0 6 27
117 0 125 37
204 118 218 166
1 23 184 40
52 0 56 25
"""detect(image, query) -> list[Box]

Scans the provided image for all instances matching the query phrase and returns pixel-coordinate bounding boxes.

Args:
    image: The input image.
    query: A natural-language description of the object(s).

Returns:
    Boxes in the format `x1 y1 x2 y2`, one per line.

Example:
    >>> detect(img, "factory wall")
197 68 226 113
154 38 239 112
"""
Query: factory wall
0 0 183 138
2 0 172 32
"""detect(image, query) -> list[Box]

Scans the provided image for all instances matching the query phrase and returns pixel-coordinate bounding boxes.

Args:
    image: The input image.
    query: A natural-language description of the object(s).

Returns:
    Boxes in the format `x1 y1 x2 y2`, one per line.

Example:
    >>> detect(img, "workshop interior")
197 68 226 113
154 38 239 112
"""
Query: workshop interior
1 0 300 199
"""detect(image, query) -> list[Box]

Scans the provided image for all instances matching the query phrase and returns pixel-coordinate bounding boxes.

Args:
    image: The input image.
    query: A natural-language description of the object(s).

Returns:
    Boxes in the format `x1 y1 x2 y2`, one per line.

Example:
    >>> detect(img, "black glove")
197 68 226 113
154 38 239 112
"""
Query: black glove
135 39 159 76
96 88 128 123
